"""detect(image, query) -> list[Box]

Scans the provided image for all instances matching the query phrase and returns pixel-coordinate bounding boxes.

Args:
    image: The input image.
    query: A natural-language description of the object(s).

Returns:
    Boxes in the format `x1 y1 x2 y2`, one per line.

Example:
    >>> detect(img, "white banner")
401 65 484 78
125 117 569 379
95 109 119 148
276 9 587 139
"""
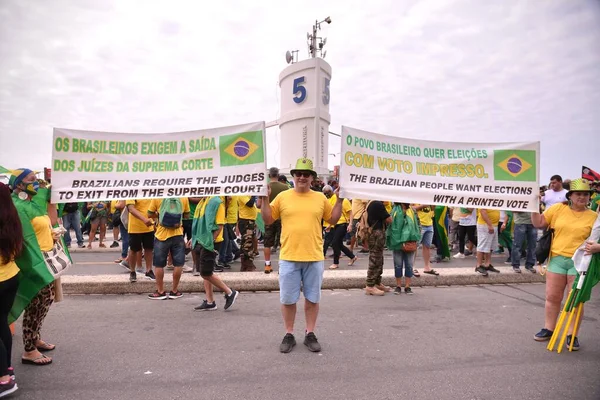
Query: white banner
339 126 540 212
51 122 267 203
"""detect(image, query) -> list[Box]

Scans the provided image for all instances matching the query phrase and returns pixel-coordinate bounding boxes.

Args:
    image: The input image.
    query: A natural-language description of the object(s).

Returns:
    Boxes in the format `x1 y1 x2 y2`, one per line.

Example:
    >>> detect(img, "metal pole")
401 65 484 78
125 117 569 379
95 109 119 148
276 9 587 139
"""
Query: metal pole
311 20 318 58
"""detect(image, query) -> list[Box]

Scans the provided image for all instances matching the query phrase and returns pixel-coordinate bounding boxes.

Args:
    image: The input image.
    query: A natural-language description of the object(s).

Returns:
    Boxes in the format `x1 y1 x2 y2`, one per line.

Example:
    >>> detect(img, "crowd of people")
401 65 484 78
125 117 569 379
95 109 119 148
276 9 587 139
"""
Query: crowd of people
1 163 600 396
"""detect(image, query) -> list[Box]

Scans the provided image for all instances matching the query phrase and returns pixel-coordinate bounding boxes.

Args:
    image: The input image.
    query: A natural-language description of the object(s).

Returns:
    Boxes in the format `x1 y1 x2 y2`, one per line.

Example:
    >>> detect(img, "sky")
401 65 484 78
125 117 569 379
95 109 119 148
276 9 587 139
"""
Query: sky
1 0 599 184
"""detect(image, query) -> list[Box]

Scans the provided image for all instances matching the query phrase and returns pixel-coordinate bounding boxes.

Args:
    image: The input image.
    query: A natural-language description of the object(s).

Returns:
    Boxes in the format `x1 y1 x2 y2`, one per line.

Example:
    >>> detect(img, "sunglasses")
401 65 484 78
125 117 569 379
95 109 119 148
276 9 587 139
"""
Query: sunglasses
294 172 313 178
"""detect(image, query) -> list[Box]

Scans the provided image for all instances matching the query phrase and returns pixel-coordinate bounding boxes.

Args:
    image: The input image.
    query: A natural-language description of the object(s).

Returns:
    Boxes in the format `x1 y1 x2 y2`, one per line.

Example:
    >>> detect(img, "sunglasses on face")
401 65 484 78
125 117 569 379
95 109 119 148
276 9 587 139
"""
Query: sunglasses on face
294 172 312 178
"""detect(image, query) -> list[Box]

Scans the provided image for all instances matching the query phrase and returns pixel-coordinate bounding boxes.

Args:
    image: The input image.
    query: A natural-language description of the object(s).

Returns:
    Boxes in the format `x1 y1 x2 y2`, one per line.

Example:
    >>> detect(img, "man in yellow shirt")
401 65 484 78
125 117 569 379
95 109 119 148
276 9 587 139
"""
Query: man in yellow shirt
125 199 155 282
475 209 503 276
413 204 438 276
146 198 190 299
237 196 258 271
215 196 240 273
261 158 342 354
192 197 239 311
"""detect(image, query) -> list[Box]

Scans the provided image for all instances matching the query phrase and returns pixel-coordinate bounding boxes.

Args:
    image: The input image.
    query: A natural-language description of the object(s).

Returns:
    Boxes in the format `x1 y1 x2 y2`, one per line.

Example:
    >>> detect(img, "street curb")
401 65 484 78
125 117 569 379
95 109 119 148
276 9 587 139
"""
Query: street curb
61 267 545 294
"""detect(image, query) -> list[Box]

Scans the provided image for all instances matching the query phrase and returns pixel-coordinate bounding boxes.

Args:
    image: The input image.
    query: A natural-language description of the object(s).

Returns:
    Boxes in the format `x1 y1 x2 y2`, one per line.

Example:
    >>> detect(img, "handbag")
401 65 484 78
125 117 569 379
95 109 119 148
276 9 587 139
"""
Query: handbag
42 240 73 278
112 209 122 227
401 241 418 252
535 228 554 264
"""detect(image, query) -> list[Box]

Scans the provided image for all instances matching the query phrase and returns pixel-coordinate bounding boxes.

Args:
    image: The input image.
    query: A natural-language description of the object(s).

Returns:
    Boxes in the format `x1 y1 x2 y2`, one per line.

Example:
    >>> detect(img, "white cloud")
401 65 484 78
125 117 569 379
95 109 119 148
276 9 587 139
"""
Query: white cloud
1 0 599 183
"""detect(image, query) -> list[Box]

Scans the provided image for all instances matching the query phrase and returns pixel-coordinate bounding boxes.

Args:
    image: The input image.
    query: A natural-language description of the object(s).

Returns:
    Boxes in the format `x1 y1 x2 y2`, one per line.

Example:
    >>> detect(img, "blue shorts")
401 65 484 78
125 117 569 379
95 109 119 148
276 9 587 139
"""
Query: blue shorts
420 226 433 248
153 235 186 268
279 260 324 305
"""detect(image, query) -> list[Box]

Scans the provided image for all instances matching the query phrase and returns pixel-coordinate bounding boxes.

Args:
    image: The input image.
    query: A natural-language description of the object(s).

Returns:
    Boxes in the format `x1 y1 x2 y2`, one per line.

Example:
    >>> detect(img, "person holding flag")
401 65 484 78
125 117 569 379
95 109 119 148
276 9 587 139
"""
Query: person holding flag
8 169 57 366
531 178 596 349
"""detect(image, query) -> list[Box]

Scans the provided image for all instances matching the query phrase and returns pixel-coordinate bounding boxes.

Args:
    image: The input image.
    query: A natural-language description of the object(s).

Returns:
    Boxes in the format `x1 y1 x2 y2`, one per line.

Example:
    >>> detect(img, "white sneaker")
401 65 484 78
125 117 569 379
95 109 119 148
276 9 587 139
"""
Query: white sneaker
182 265 193 273
165 264 174 270
453 253 465 259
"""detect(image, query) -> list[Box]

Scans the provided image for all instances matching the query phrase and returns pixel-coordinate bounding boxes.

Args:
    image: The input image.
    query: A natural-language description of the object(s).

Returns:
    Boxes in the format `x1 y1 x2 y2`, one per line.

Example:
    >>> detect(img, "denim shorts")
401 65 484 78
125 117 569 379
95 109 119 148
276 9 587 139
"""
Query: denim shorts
153 235 186 268
279 260 324 305
393 250 414 278
420 226 433 248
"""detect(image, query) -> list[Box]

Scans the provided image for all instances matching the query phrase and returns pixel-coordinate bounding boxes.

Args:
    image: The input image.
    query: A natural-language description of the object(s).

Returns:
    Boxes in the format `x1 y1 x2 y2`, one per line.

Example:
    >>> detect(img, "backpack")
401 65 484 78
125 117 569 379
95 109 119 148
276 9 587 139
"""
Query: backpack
536 228 554 264
158 198 183 228
356 201 374 243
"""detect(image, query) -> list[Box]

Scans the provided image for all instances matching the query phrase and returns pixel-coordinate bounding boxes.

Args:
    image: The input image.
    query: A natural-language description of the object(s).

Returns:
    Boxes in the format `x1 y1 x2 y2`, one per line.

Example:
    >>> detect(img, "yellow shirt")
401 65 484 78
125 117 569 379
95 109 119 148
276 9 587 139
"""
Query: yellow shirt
32 215 54 251
110 200 119 214
0 259 19 282
323 194 339 227
384 201 392 214
351 199 367 220
543 203 597 257
271 190 333 261
148 198 190 241
197 197 226 243
238 196 257 220
477 209 500 225
414 205 433 227
126 199 154 234
226 197 239 224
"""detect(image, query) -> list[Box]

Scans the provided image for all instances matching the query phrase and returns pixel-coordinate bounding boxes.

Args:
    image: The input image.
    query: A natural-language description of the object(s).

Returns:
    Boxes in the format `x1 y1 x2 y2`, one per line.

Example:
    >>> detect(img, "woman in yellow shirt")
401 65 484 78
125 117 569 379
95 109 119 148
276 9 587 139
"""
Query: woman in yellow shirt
531 178 597 349
0 183 21 393
322 187 357 269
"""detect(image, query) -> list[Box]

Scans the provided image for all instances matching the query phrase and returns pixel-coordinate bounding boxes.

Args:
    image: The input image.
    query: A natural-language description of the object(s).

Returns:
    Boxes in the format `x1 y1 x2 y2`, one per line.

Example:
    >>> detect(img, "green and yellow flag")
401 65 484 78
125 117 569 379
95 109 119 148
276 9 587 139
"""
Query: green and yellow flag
219 131 264 167
493 150 536 182
434 206 451 259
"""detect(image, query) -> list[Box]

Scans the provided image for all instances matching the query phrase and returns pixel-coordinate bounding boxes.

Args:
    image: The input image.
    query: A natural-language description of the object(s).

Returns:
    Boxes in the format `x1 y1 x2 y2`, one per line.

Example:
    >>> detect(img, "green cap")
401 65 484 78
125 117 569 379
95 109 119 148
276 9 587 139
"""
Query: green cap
567 178 593 199
290 158 317 178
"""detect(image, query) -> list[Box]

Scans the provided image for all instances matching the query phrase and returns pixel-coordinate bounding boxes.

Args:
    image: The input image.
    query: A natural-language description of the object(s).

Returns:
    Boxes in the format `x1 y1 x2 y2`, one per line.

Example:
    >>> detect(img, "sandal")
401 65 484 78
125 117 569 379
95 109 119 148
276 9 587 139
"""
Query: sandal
347 256 358 266
413 269 421 277
35 341 56 351
423 269 440 276
22 354 52 366
329 264 339 269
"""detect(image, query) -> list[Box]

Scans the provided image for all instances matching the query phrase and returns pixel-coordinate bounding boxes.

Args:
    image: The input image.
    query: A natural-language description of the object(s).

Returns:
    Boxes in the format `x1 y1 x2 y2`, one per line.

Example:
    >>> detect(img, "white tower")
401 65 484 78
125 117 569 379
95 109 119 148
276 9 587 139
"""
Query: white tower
278 17 332 175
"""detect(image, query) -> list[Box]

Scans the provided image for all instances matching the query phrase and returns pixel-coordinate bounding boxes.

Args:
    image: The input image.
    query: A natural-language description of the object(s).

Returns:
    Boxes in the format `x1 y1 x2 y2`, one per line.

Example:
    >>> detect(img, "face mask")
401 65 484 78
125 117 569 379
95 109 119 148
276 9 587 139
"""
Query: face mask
23 181 40 196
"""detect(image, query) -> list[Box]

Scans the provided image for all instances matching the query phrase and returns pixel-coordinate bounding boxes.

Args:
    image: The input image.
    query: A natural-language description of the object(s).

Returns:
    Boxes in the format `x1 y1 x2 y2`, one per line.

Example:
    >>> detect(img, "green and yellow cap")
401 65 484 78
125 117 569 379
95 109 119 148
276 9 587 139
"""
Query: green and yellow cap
566 178 593 199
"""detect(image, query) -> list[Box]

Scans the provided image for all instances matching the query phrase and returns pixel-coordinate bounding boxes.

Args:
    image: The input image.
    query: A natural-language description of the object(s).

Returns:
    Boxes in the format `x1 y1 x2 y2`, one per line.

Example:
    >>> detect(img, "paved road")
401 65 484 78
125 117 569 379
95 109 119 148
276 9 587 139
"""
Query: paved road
10 284 600 400
65 241 519 276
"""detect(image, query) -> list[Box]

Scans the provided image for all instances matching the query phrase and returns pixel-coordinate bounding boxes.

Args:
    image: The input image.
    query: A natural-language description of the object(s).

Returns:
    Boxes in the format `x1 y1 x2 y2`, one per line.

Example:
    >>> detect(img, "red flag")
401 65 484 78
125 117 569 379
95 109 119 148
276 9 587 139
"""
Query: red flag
582 166 600 182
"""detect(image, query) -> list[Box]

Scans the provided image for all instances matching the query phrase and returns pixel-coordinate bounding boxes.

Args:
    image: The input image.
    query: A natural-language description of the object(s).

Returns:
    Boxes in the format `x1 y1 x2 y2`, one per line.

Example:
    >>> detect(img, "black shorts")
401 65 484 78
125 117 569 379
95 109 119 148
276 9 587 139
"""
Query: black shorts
263 220 281 248
194 242 221 277
129 232 154 252
183 219 193 241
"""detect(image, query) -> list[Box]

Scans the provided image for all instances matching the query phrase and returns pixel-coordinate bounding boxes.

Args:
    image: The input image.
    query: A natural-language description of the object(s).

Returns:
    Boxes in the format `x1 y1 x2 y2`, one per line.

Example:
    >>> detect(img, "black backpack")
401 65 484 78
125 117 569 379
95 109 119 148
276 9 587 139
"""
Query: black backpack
535 228 554 264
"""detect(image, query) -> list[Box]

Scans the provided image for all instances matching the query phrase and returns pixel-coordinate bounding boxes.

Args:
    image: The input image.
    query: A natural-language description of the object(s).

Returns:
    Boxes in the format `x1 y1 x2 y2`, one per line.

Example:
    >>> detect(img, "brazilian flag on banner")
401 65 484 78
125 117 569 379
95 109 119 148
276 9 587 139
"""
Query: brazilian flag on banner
219 131 264 167
493 150 536 182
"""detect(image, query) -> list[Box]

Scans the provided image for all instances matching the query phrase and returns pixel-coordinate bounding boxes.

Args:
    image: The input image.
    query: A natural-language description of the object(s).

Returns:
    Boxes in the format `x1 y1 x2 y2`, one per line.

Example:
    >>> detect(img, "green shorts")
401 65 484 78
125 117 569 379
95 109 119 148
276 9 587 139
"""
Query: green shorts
547 255 577 276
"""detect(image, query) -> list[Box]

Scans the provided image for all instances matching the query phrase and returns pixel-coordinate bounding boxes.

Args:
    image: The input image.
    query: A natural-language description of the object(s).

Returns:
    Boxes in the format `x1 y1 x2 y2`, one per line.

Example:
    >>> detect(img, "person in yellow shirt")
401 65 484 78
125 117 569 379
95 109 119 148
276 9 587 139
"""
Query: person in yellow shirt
261 158 343 354
237 196 258 271
0 182 22 388
475 209 502 275
412 204 438 276
348 198 369 254
109 200 121 248
192 197 239 311
146 198 190 300
125 199 155 281
214 196 240 274
322 186 357 269
531 179 596 346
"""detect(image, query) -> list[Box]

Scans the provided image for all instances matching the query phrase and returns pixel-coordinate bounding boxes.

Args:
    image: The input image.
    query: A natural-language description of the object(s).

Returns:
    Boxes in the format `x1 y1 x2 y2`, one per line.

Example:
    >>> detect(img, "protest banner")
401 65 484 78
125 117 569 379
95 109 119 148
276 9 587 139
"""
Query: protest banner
51 122 267 203
339 126 540 212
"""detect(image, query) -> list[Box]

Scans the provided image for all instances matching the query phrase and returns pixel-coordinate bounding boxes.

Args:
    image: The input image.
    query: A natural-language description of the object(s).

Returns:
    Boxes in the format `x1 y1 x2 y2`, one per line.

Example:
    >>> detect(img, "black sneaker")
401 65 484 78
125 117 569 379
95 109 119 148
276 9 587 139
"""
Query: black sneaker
304 332 322 352
476 266 489 276
404 287 413 295
0 380 18 397
224 289 239 310
513 267 522 273
486 265 500 273
148 291 168 300
213 264 224 273
222 263 231 269
464 250 473 256
533 328 553 341
110 241 119 248
168 291 183 299
394 286 402 295
566 335 580 351
145 270 156 280
525 266 536 274
194 300 217 311
280 333 296 353
129 271 137 282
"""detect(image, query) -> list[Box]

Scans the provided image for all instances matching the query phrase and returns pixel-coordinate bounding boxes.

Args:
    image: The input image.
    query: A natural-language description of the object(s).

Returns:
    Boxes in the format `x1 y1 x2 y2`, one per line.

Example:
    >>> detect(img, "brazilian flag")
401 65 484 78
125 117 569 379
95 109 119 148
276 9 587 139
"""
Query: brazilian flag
219 131 264 167
434 206 450 258
498 211 514 250
493 150 536 182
